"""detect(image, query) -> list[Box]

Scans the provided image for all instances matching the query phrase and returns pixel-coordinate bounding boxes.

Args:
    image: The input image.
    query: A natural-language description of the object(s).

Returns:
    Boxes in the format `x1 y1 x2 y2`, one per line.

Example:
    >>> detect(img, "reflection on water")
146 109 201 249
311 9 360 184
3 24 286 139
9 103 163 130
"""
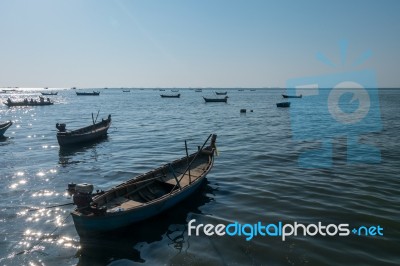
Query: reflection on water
77 180 216 265
1 89 399 265
0 136 12 145
58 136 109 166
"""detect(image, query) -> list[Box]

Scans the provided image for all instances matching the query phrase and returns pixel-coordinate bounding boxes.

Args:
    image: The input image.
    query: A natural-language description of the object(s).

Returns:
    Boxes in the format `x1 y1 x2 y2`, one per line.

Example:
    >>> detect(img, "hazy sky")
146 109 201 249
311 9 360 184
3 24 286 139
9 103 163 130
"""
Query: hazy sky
1 0 399 88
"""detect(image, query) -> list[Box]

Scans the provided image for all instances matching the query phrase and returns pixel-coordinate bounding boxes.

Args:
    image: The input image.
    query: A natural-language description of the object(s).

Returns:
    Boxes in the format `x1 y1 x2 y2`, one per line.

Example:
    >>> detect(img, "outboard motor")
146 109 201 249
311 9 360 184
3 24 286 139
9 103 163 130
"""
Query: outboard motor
72 183 94 210
67 183 77 195
56 123 66 132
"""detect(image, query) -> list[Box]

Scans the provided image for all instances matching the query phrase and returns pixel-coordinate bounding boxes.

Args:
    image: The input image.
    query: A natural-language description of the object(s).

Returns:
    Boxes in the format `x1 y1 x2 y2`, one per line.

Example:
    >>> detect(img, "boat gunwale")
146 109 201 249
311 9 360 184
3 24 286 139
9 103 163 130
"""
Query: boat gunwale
57 117 111 138
0 121 13 135
0 121 13 130
71 149 214 218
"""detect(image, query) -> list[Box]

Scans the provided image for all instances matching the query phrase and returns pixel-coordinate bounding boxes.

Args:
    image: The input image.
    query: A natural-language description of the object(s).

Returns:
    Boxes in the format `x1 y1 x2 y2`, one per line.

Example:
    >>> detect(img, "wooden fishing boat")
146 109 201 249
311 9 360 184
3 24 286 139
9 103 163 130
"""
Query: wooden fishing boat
160 94 180 98
215 91 227 95
68 134 217 237
41 92 58 95
56 114 111 146
0 121 13 137
4 97 54 107
282 94 302 98
203 96 228 103
76 91 100 96
2 89 17 93
276 102 290 107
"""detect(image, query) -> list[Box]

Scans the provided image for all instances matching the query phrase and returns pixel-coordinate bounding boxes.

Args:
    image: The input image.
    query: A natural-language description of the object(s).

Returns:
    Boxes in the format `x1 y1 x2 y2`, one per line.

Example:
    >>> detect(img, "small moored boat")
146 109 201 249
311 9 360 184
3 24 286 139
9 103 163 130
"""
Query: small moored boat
276 102 290 108
4 97 54 107
282 94 302 98
215 91 227 95
0 121 13 137
160 94 180 98
67 134 217 237
56 114 111 146
41 92 58 96
203 96 228 103
76 91 100 96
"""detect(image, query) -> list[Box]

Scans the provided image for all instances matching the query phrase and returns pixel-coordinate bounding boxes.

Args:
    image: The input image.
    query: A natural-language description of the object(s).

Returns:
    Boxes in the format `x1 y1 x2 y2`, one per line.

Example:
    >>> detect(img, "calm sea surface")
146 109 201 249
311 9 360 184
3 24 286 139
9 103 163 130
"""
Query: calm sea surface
0 88 399 265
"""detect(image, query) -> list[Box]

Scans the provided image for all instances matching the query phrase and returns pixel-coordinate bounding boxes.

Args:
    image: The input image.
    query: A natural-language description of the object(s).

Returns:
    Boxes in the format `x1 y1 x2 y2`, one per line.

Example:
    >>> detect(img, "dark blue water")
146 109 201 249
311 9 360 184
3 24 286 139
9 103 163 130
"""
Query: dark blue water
0 88 399 265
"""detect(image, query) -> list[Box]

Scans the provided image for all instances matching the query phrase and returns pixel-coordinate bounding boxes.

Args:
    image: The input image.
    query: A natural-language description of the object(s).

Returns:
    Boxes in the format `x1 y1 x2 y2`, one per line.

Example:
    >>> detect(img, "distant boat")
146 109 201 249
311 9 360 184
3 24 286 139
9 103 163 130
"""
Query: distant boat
41 92 58 96
203 96 228 103
215 91 227 95
195 89 202 92
159 89 166 91
76 91 100 96
122 90 131 92
171 89 179 92
56 114 111 146
44 87 49 90
282 94 302 98
238 89 244 91
276 102 290 108
67 134 217 237
0 121 13 137
4 97 54 107
161 94 180 98
71 87 77 90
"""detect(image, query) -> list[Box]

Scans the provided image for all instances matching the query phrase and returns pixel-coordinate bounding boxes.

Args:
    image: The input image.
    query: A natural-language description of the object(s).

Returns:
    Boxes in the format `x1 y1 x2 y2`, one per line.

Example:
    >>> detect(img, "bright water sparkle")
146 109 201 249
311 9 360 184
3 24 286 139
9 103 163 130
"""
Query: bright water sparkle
0 88 399 265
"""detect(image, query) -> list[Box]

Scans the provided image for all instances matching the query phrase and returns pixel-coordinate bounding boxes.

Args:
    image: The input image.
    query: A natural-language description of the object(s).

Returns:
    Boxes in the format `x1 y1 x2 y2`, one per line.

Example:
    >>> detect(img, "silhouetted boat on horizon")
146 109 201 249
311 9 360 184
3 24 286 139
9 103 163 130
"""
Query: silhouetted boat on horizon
161 94 180 98
276 102 290 107
203 96 228 103
76 91 100 96
282 94 302 98
41 92 58 96
4 97 54 107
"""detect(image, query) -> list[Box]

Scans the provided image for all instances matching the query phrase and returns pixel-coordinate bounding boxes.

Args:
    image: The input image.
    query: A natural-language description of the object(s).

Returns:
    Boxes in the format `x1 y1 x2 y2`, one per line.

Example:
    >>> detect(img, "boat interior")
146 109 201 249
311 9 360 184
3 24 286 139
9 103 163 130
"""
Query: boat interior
92 150 213 213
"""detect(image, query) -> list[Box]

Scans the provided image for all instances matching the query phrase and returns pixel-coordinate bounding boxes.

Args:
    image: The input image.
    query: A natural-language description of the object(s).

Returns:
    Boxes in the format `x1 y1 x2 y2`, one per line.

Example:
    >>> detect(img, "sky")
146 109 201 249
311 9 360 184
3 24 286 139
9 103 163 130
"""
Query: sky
0 0 399 88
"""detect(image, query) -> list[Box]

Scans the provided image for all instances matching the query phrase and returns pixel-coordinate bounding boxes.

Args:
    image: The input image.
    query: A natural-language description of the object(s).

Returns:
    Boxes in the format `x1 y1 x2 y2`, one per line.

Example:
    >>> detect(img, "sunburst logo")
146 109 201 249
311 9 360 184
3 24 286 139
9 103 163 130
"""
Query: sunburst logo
316 40 372 67
316 41 373 125
286 40 382 168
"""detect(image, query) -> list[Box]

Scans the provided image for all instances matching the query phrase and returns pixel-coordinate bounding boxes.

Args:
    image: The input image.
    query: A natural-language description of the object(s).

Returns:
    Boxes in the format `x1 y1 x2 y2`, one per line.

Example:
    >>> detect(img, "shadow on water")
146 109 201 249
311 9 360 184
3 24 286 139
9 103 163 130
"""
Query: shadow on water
76 180 216 265
58 136 109 166
0 136 12 145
